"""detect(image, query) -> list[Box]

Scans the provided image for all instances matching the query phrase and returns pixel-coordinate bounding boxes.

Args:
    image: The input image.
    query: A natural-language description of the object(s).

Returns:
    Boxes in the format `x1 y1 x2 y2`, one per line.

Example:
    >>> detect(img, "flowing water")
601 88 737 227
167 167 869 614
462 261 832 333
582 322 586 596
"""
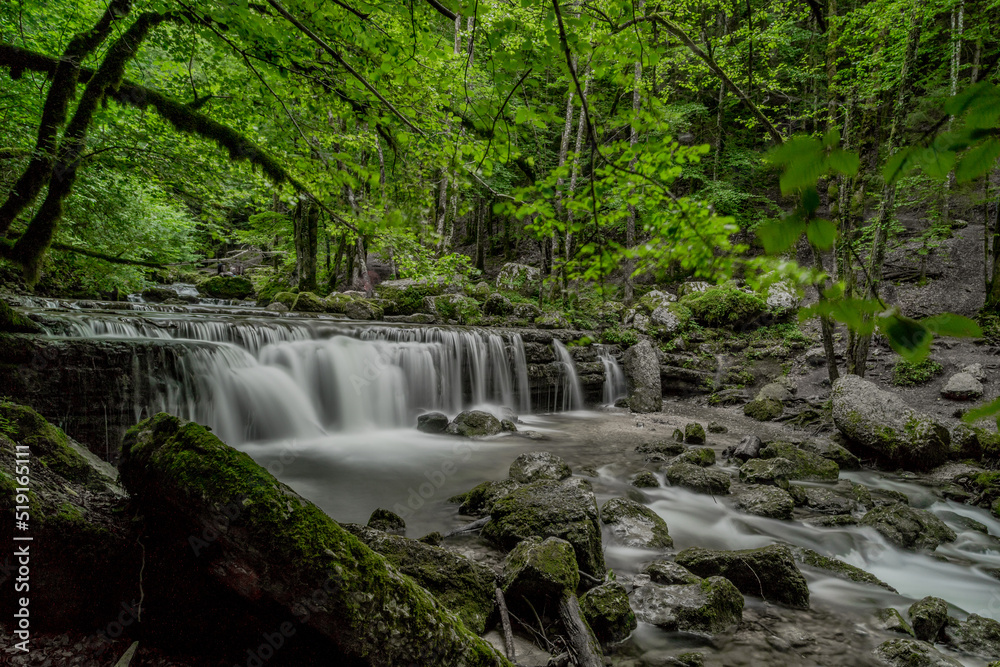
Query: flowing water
16 301 1000 666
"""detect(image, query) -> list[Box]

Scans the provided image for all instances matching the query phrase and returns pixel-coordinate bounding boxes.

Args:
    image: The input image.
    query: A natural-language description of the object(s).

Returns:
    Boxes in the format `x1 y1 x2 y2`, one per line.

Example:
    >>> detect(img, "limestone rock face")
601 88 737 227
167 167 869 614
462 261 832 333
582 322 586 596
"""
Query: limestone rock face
622 340 662 413
831 375 950 470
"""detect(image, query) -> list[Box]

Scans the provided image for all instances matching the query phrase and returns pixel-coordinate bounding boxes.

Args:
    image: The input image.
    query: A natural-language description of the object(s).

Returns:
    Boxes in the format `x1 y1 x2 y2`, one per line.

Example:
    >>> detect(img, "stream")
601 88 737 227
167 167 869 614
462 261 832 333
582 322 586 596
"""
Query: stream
14 295 1000 666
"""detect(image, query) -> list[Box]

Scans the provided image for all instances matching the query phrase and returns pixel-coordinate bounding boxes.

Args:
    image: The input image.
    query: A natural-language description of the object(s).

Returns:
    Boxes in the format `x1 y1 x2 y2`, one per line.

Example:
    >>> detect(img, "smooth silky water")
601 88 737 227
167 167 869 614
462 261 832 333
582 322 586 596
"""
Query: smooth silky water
20 301 1000 666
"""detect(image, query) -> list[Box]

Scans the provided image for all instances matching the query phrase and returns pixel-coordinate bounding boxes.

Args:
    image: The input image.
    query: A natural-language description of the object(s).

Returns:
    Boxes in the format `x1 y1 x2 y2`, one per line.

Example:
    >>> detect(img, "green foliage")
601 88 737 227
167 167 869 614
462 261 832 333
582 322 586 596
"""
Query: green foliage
680 286 767 329
890 358 943 387
600 326 638 348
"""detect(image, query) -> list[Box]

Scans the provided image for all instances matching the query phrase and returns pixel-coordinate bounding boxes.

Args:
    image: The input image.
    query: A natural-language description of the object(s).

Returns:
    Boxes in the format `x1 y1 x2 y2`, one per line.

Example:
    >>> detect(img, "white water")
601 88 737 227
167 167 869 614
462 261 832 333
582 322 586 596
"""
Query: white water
597 345 627 405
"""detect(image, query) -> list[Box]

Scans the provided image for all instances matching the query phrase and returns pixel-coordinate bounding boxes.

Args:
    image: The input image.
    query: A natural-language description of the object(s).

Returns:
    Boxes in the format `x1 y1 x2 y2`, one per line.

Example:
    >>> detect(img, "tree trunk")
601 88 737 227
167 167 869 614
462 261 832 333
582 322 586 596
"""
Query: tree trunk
293 195 319 292
943 0 964 224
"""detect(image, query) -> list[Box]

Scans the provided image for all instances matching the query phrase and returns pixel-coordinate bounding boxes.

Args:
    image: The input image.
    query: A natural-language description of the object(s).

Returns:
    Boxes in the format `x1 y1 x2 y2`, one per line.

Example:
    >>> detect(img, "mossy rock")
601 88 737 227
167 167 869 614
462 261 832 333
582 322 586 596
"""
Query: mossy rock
684 422 706 444
874 608 915 637
873 638 962 667
734 486 794 520
446 410 503 437
744 398 783 421
664 462 731 495
535 313 570 329
631 576 744 635
119 413 509 667
676 447 716 467
324 292 356 313
676 544 810 609
859 503 956 551
631 470 660 488
431 294 481 324
600 497 673 549
759 441 839 481
0 300 41 334
679 286 767 329
509 452 571 483
580 581 636 644
738 457 795 489
0 402 96 485
502 536 580 602
483 293 514 316
642 560 701 585
943 613 1000 659
636 441 686 456
452 478 520 516
292 291 326 312
790 546 896 592
482 480 606 577
272 291 298 309
367 507 406 534
376 278 452 315
344 298 384 321
199 275 254 300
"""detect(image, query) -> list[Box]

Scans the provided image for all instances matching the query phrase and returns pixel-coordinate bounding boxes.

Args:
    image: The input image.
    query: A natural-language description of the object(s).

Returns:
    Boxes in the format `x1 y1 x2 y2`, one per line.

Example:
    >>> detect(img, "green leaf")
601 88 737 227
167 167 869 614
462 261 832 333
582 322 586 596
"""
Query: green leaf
961 396 1000 423
918 146 956 179
806 218 837 250
920 313 983 338
883 147 918 184
825 148 859 177
821 128 841 149
879 312 932 363
955 137 1000 183
757 217 806 254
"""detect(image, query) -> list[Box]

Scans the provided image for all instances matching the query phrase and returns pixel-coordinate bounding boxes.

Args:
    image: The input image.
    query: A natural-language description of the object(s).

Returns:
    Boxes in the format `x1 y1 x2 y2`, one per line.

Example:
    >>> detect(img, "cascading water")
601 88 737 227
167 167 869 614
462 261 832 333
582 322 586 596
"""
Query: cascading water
547 340 583 412
597 345 626 405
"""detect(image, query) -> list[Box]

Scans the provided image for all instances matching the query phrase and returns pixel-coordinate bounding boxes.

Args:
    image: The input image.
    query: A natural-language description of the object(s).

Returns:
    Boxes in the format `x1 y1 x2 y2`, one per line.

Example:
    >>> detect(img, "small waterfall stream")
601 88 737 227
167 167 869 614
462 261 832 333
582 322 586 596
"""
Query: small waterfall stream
597 345 626 405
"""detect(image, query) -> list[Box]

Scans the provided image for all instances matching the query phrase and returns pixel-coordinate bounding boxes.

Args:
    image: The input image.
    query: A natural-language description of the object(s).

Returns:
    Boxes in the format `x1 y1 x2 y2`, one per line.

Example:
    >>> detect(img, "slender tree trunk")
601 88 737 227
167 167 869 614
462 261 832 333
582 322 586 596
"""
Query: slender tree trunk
565 74 590 290
293 195 319 292
554 62 577 299
624 22 644 305
943 0 964 224
329 233 347 291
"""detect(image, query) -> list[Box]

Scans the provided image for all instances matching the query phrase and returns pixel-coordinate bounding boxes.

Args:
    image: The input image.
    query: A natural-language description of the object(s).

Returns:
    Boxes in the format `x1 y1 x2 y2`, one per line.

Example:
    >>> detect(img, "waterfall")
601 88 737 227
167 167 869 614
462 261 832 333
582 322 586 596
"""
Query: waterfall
597 346 626 405
551 340 583 412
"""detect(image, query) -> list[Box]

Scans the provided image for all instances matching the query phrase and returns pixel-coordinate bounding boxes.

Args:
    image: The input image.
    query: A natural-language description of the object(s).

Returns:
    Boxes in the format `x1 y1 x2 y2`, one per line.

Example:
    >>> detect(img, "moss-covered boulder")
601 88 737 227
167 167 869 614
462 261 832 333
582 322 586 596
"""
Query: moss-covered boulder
580 582 636 644
873 639 962 667
676 544 810 609
376 278 450 315
907 596 949 642
345 525 497 634
631 470 660 488
451 478 520 516
677 447 716 467
483 480 606 577
665 462 731 495
790 547 896 592
416 411 449 434
0 299 41 333
0 402 100 485
323 292 355 313
631 576 744 635
199 275 254 300
649 302 691 335
738 457 795 489
642 560 702 585
744 397 784 422
636 440 686 456
759 441 840 481
859 503 956 551
446 410 503 437
119 413 509 667
432 294 482 324
943 613 1000 659
367 507 406 534
875 608 915 636
509 451 572 483
344 298 384 321
496 262 541 296
272 291 298 309
600 497 673 549
679 285 767 329
483 293 514 316
734 485 794 519
291 291 326 312
948 423 984 461
141 286 176 302
535 312 570 329
831 375 950 471
800 439 861 470
502 536 580 604
684 422 706 445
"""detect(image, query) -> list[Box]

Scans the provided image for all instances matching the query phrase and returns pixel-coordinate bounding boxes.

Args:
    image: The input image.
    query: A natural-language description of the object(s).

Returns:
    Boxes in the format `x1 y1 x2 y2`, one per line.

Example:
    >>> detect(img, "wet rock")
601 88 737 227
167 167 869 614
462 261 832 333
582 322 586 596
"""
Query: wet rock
729 435 763 462
908 597 949 642
509 452 572 483
949 423 983 460
483 480 606 577
141 286 176 302
758 441 840 481
874 639 963 666
738 457 795 489
483 293 513 316
831 375 950 471
199 275 254 299
631 470 660 488
623 340 663 413
859 504 957 551
417 411 450 434
344 298 384 320
119 414 507 667
802 487 860 515
756 382 793 402
941 372 983 400
642 560 702 585
446 410 504 437
684 422 706 444
734 486 794 519
272 291 297 309
743 397 784 421
324 292 355 313
580 582 637 644
805 514 859 528
630 576 744 635
636 441 686 456
496 262 541 296
791 547 896 592
676 447 716 467
672 428 685 442
264 301 289 313
502 536 579 603
799 439 861 470
675 544 810 609
875 608 915 636
665 462 731 495
943 613 1000 659
453 479 520 516
348 526 497 633
708 421 728 434
292 291 326 312
600 497 673 549
367 508 406 534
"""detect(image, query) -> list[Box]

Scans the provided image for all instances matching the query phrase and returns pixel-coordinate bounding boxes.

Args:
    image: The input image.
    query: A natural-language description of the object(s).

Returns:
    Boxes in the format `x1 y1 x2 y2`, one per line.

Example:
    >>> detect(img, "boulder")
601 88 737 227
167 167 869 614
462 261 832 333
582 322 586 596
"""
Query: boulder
600 497 673 549
738 457 795 489
623 340 662 413
949 423 983 460
675 544 810 609
535 312 570 329
802 487 860 515
743 398 783 422
482 480 606 577
684 422 706 444
344 298 384 320
791 547 896 592
325 292 356 313
272 291 298 309
513 303 542 321
433 294 482 324
292 291 326 312
729 435 762 462
446 410 504 437
631 470 660 488
509 452 572 483
636 441 686 456
642 561 701 585
347 526 497 633
873 639 962 667
859 503 957 551
908 597 948 642
264 302 289 313
799 439 861 470
141 286 176 302
496 263 541 296
941 372 984 400
631 576 744 635
943 613 1000 659
708 422 728 434
416 412 450 434
676 447 716 467
119 414 508 667
758 441 840 481
766 281 799 317
734 486 794 520
649 304 689 334
376 278 449 314
665 463 731 495
874 608 915 636
453 479 520 516
483 293 514 316
579 581 636 644
502 537 579 603
637 290 678 312
831 375 950 471
367 508 406 534
199 275 254 300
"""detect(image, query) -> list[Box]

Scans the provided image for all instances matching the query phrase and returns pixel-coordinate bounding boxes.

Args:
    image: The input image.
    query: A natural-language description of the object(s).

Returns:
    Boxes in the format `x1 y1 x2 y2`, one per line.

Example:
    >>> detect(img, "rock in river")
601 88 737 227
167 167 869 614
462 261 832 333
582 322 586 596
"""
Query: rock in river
675 544 810 609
